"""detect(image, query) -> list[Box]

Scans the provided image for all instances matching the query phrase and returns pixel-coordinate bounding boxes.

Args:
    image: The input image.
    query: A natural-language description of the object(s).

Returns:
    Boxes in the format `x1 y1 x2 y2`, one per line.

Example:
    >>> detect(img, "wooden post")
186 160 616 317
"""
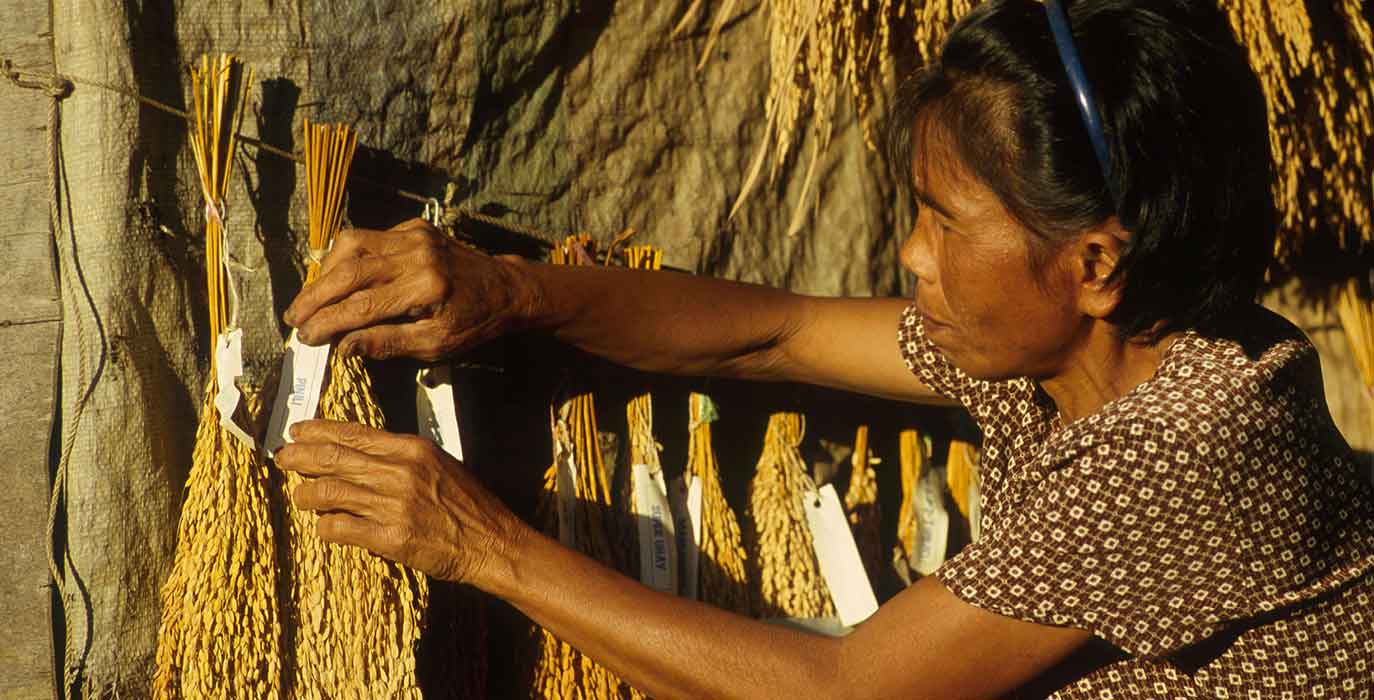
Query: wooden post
0 2 63 698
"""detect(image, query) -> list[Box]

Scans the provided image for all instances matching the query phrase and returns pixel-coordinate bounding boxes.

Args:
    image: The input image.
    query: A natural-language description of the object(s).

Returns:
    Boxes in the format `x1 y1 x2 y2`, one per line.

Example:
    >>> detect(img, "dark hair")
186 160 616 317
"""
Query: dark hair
886 0 1276 341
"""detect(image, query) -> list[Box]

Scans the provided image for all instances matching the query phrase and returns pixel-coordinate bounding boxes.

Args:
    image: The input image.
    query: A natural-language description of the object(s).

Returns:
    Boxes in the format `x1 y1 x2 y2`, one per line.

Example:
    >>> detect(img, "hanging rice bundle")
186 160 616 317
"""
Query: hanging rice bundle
841 425 883 583
691 0 1373 271
153 54 282 700
276 120 428 700
1335 279 1374 407
530 235 634 700
892 429 924 571
747 412 834 619
621 245 667 583
689 0 971 235
687 392 751 615
1216 0 1374 263
946 439 981 541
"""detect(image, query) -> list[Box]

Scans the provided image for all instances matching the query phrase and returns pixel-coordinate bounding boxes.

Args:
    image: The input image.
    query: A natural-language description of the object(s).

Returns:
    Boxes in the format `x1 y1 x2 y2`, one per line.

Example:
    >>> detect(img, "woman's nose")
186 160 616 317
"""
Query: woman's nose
900 217 937 283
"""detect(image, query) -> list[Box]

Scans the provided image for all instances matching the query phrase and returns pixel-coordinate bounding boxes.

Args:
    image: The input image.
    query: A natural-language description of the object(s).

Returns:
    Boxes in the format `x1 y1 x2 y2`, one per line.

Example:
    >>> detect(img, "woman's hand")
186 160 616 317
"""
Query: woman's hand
283 218 537 361
274 419 528 588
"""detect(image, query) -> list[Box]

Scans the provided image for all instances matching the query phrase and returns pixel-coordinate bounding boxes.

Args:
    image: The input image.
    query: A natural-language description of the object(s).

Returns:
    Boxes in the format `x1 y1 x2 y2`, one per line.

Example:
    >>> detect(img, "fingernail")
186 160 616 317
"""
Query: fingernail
283 308 297 326
289 422 302 439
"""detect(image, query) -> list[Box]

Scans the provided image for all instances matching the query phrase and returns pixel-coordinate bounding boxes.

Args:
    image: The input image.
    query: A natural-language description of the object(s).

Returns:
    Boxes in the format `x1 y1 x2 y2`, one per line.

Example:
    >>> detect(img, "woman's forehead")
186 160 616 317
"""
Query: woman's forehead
909 134 999 221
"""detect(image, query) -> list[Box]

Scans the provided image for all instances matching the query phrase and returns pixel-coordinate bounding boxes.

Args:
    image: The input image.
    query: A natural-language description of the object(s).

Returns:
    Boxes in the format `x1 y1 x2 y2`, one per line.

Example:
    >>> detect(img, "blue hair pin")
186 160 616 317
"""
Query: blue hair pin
1044 0 1120 208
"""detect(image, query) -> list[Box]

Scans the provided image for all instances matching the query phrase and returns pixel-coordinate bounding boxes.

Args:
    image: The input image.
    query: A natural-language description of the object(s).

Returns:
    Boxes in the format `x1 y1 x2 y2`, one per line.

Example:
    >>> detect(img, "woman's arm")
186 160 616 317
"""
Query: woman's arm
499 525 1088 700
284 220 947 405
276 420 1088 700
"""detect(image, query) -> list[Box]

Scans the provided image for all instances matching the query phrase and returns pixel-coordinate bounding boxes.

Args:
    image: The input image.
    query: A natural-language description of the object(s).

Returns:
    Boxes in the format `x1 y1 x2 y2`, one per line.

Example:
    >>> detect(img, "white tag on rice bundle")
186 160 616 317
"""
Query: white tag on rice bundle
633 463 678 595
803 484 879 626
915 469 950 575
416 363 464 460
213 328 255 448
264 330 330 455
669 474 704 599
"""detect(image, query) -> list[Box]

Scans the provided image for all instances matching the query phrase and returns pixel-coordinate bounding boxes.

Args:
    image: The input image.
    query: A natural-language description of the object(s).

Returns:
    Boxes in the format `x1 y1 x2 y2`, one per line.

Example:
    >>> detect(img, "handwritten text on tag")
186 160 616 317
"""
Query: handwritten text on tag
264 330 330 455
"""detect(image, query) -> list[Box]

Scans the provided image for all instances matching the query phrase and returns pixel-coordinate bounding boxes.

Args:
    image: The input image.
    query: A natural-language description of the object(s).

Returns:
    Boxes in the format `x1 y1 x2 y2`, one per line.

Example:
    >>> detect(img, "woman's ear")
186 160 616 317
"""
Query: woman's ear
1073 217 1129 320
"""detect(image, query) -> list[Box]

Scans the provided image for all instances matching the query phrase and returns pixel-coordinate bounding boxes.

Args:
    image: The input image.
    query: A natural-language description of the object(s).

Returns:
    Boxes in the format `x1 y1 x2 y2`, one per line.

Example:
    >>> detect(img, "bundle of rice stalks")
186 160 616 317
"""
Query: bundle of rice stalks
891 429 924 576
691 0 1373 270
747 412 834 619
841 425 883 584
1217 0 1374 264
945 439 980 542
276 120 428 700
153 53 282 700
687 392 751 615
530 235 636 700
621 245 671 589
1335 279 1374 403
687 0 972 235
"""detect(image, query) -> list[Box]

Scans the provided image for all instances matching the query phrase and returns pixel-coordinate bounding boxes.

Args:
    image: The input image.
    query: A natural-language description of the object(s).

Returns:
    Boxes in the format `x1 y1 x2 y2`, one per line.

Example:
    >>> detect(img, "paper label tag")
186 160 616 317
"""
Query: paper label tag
554 448 578 548
633 463 677 595
803 484 879 627
213 329 255 448
264 330 331 455
669 474 702 599
416 363 464 461
914 469 950 575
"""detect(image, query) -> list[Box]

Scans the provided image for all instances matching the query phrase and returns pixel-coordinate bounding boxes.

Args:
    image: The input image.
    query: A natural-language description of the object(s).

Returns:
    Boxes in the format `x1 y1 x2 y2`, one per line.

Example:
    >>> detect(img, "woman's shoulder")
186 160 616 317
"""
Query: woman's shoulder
1101 305 1321 439
1038 305 1337 481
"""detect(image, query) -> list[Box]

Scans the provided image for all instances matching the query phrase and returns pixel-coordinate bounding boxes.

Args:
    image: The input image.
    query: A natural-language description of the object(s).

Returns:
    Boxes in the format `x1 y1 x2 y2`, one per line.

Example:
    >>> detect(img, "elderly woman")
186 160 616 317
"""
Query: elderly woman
275 0 1374 697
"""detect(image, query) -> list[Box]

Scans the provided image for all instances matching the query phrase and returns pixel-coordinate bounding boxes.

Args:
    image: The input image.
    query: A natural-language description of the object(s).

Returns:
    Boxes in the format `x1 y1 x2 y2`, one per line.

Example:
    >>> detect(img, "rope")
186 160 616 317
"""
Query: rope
1 56 564 248
8 54 103 695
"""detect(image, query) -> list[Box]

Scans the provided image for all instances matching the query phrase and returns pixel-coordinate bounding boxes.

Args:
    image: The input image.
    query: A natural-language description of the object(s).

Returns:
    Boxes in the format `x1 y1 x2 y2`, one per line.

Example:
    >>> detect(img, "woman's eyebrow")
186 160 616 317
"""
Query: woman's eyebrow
912 185 958 220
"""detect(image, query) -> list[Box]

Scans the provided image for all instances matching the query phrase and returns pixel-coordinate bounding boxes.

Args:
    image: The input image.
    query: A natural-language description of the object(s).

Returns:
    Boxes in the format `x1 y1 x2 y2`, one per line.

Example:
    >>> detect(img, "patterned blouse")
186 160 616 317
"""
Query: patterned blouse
898 303 1374 698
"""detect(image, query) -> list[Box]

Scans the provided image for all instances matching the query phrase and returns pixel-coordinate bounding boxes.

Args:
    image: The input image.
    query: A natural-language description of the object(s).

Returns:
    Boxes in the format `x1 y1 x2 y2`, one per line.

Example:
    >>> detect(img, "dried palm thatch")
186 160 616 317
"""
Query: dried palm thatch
153 53 282 700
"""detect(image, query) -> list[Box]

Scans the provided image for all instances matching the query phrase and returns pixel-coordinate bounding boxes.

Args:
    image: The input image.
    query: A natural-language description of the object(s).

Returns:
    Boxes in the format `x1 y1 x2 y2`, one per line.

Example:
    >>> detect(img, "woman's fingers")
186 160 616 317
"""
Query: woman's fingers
286 253 398 331
296 278 439 346
275 439 394 482
315 511 391 553
288 419 436 462
338 318 452 361
292 476 386 517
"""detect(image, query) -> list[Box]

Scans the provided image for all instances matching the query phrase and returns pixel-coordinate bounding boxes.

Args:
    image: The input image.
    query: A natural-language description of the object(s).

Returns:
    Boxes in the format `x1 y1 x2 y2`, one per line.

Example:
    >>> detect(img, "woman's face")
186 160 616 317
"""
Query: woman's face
899 144 1086 381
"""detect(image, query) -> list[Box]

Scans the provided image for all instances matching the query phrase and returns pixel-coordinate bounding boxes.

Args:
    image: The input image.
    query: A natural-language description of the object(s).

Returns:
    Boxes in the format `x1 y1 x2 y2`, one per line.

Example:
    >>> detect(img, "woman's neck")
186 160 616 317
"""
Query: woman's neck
1038 322 1181 424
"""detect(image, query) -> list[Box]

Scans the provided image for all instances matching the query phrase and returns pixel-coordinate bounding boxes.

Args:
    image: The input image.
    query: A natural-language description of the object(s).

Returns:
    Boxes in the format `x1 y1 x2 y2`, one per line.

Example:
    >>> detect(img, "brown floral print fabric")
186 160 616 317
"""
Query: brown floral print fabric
898 303 1374 698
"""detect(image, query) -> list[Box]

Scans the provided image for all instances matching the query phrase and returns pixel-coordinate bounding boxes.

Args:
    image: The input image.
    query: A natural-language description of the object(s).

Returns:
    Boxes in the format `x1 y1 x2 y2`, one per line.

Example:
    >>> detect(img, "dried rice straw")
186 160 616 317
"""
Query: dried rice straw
277 120 428 700
530 234 635 700
153 53 282 700
842 425 883 584
747 412 834 619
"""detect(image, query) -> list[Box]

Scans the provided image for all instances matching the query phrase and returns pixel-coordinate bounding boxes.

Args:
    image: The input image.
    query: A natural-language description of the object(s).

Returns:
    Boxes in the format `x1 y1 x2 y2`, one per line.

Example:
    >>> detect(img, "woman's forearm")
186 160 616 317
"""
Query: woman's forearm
487 526 842 700
514 259 809 379
512 259 943 402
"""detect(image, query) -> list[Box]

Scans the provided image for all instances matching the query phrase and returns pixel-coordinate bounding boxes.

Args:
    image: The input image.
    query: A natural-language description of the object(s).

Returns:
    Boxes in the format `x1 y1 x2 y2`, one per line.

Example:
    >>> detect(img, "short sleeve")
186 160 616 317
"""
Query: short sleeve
934 423 1242 660
897 304 1035 420
897 304 982 406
